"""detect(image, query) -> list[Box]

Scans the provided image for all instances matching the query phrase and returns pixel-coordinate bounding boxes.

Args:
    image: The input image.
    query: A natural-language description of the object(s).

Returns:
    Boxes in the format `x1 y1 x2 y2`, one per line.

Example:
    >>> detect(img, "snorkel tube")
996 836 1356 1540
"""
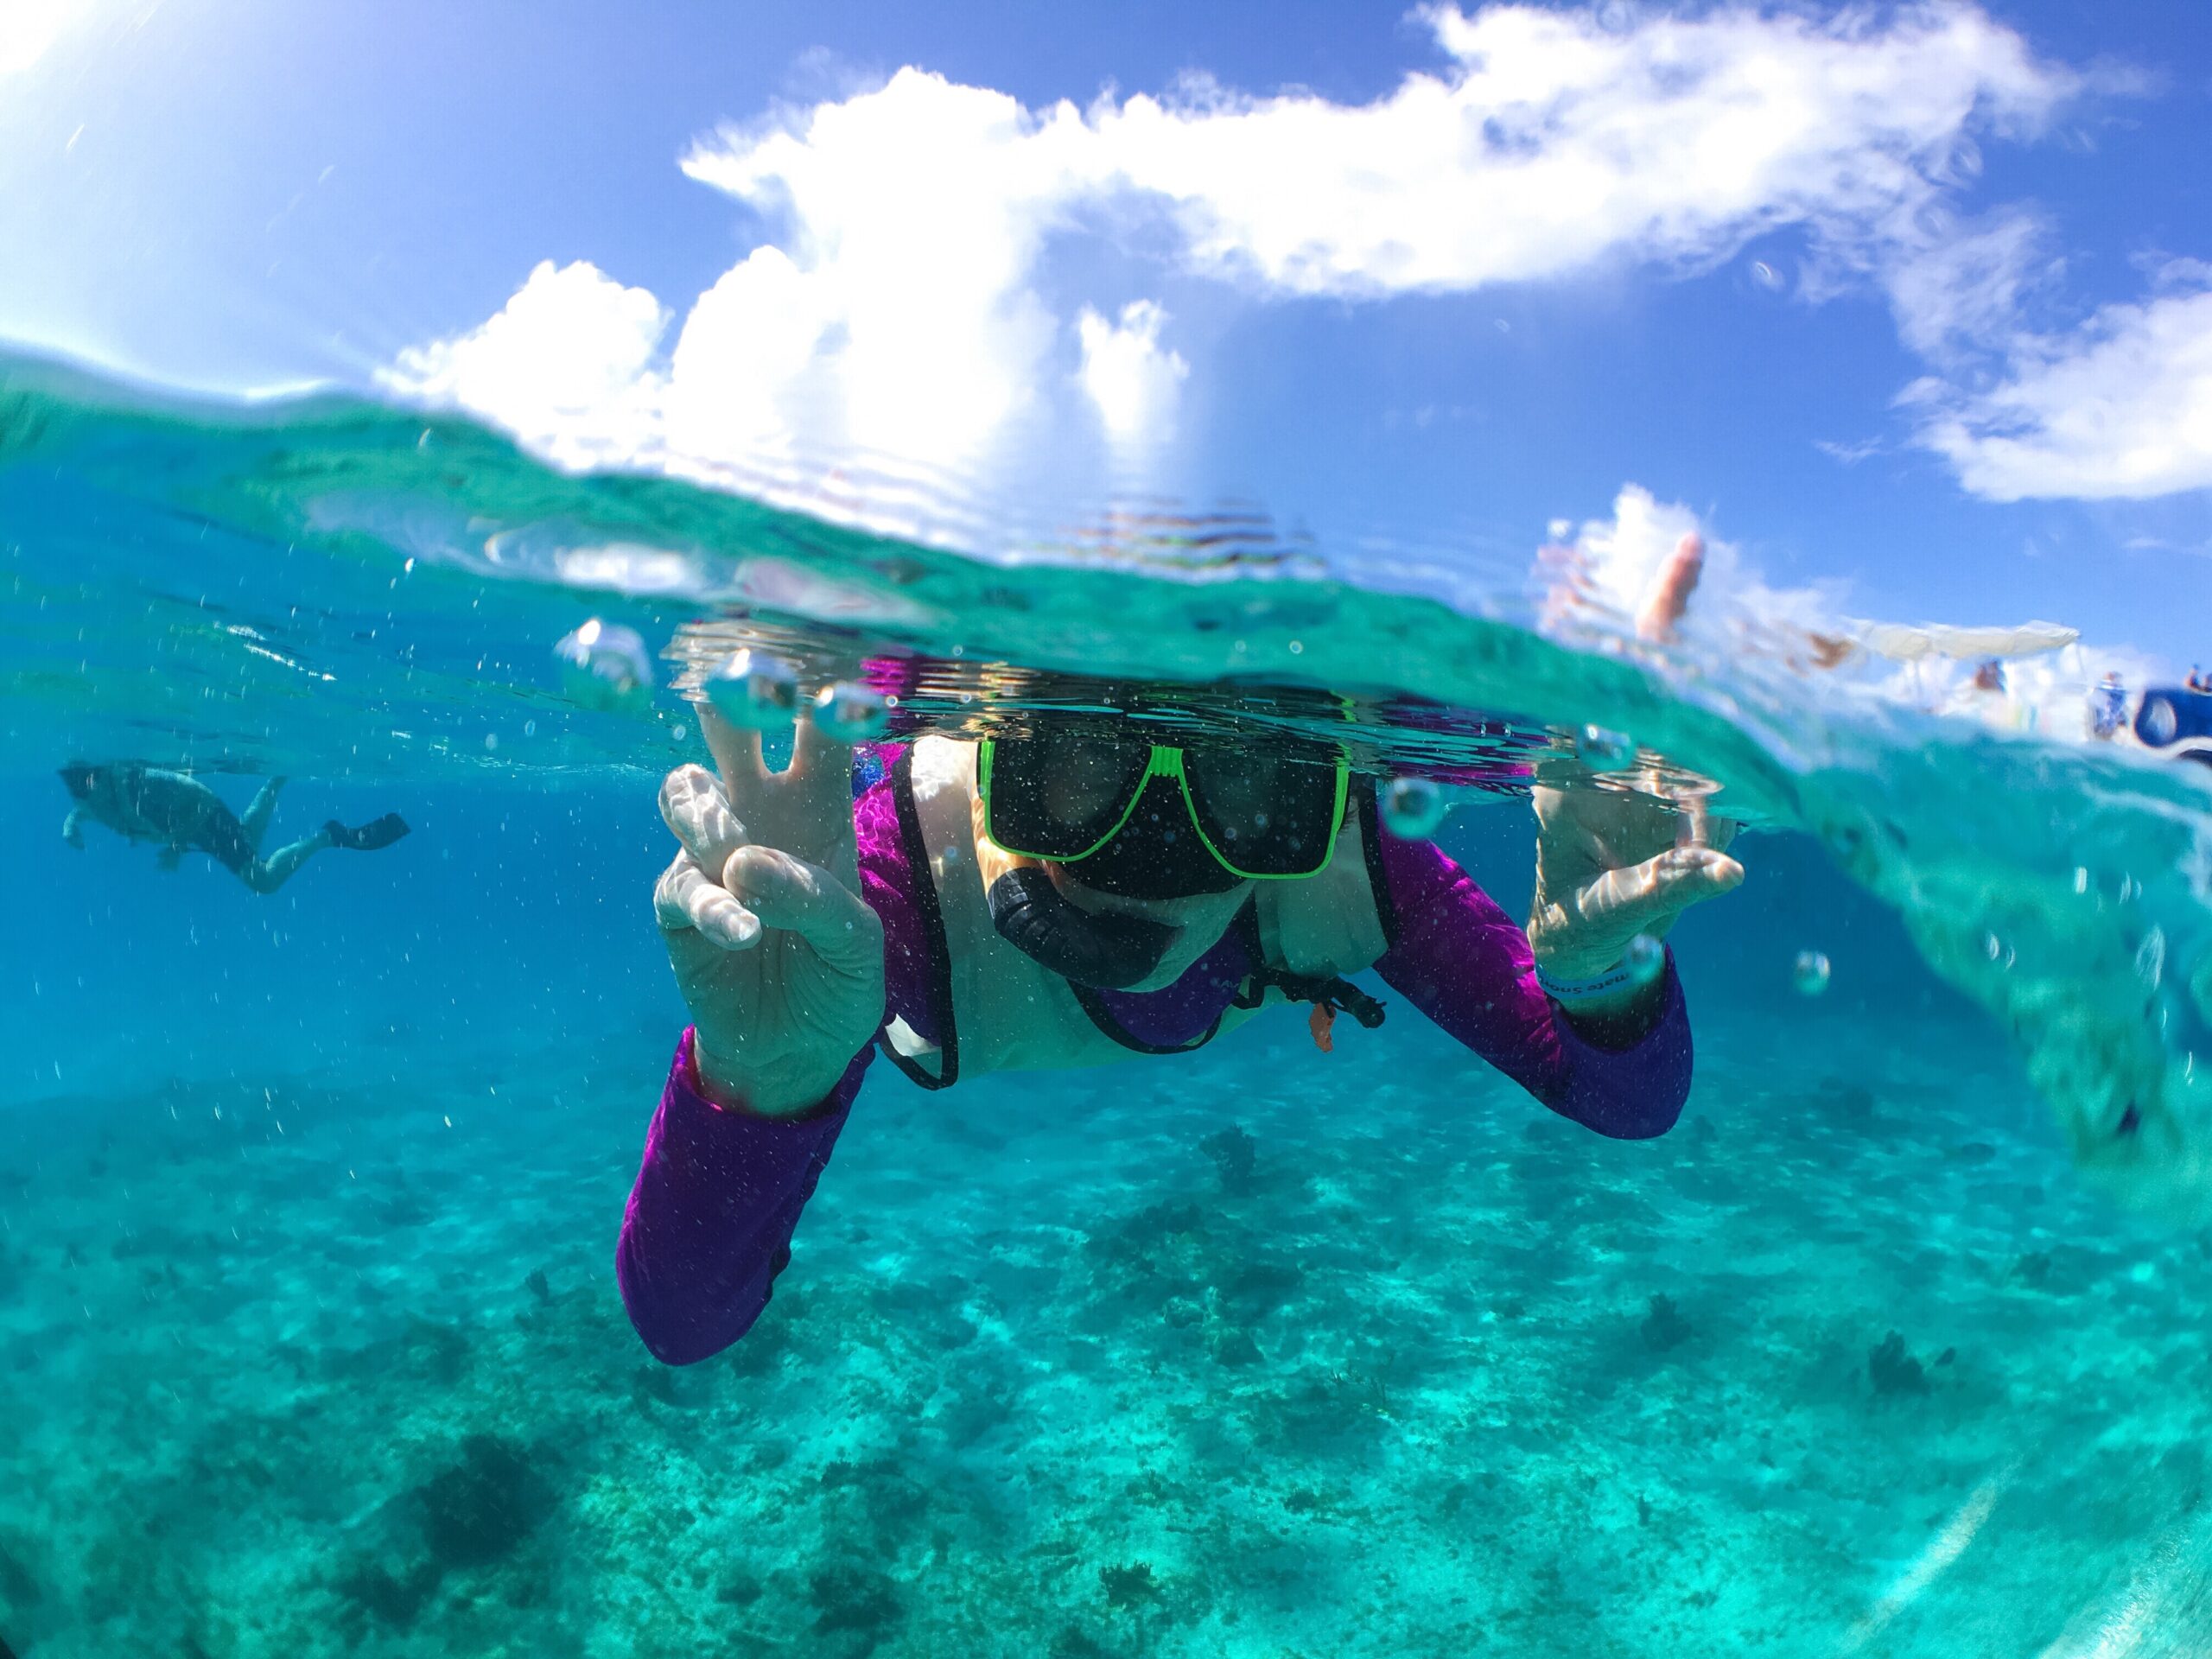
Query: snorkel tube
969 791 1178 989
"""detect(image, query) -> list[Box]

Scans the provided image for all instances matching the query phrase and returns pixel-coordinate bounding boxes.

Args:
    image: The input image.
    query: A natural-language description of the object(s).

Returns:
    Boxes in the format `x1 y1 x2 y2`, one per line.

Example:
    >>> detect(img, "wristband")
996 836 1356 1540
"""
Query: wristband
1536 935 1665 1006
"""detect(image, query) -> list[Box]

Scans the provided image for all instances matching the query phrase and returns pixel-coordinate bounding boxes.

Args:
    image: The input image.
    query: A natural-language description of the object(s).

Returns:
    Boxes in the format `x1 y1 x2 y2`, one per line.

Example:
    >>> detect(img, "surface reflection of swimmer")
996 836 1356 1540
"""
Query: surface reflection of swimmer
59 763 409 893
617 690 1745 1366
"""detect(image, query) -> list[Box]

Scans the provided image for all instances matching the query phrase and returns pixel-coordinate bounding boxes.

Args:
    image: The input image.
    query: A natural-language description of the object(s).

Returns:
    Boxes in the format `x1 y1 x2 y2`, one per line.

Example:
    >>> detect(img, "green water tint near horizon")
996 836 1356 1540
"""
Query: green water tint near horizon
6 350 2209 1225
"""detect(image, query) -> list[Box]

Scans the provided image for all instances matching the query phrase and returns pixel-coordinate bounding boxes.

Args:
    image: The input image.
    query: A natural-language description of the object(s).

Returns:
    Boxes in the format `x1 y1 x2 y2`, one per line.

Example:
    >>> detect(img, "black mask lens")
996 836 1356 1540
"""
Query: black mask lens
1060 771 1246 899
1183 745 1344 877
984 730 1153 859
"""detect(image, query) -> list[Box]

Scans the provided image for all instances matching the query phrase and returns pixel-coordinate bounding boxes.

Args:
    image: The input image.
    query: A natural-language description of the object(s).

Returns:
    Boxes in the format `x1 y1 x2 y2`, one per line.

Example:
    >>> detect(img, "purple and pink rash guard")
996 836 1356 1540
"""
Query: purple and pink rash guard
617 770 1694 1366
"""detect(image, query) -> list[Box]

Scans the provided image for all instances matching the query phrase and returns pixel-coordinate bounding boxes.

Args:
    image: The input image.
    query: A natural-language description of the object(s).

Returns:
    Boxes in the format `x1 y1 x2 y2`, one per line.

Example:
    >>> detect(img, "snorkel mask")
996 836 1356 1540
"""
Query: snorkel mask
972 723 1351 988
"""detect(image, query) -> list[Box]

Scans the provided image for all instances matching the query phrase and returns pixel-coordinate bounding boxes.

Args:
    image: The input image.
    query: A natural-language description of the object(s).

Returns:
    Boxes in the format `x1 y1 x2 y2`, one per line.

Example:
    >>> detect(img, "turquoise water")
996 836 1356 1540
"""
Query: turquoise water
4 353 2212 1655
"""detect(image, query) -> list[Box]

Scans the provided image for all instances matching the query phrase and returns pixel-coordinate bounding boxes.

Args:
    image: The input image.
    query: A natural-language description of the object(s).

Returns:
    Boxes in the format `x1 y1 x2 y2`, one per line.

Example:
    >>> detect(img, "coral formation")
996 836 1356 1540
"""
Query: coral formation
1 998 2203 1655
1868 1332 1932 1397
1641 1292 1694 1352
1200 1125 1257 1196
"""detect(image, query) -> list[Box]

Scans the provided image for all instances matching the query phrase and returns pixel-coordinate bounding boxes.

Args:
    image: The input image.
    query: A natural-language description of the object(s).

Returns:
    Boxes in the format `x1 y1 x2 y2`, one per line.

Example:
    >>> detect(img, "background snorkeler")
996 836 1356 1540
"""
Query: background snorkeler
616 680 1745 1365
58 762 410 894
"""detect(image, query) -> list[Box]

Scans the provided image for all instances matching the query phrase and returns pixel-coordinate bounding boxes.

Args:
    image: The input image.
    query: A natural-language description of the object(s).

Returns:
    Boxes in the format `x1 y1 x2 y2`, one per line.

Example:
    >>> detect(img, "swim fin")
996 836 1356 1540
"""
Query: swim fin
324 814 410 852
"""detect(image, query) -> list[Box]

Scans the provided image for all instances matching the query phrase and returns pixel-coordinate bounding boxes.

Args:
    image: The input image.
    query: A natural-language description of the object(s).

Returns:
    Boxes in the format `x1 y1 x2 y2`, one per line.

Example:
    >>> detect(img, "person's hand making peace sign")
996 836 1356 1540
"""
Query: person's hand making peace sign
654 706 885 1116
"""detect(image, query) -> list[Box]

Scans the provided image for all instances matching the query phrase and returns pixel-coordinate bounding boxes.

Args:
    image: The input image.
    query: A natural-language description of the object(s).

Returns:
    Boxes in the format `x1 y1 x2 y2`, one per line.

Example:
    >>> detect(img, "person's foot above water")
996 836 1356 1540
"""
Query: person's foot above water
324 814 410 851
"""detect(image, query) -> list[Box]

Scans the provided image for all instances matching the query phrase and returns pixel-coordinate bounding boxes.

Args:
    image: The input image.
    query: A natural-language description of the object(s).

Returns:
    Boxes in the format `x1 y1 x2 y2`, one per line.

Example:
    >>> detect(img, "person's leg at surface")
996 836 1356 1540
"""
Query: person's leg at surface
238 804 416 898
240 777 287 853
242 827 334 894
241 810 410 893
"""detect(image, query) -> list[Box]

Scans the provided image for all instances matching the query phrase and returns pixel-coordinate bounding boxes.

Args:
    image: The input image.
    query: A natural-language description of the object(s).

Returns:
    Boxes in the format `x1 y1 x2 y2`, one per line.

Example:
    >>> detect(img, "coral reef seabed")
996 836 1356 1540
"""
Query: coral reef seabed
1 1007 2208 1656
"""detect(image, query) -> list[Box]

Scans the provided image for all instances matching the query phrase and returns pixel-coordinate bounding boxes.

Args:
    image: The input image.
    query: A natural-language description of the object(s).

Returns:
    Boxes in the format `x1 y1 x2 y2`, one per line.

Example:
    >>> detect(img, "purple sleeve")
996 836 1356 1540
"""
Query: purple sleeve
1371 833 1693 1139
615 1028 872 1364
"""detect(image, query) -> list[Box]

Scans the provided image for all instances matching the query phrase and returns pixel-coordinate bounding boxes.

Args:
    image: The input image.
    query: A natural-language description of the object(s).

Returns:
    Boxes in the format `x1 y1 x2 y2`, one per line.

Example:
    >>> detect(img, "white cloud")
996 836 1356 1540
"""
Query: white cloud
385 4 2077 498
1113 3 2066 296
676 71 1080 469
1815 436 1885 466
662 247 834 463
1879 207 2055 357
0 0 96 77
1915 287 2212 501
383 260 669 467
1077 301 1188 445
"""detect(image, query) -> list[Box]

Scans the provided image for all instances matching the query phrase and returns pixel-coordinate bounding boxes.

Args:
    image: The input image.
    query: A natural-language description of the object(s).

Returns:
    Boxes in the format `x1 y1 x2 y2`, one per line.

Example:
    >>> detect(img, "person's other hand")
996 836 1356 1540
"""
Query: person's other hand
1636 531 1704 643
62 817 84 849
654 705 885 1116
1528 775 1744 982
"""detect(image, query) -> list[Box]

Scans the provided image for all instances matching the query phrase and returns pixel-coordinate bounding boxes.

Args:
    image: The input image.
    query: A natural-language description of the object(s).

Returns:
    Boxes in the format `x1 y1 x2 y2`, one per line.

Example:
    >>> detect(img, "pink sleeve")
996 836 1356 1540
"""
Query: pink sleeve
1370 833 1693 1139
615 1029 871 1364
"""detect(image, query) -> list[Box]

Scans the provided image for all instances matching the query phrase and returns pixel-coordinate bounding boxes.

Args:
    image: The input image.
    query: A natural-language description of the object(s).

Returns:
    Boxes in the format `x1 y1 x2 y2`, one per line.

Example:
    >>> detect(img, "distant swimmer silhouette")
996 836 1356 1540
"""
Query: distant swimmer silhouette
58 763 409 893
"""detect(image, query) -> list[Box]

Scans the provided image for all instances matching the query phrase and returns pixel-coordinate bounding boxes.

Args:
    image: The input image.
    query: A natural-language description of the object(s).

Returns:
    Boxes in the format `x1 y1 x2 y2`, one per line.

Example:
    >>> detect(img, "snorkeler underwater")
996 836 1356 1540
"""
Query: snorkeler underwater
57 765 409 893
5 2 2212 1655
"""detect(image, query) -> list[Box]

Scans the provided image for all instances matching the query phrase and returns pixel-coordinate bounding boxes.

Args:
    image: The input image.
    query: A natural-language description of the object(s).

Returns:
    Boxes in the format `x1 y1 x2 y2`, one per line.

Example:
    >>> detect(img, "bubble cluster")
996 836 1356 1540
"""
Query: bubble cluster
553 617 654 708
1577 725 1635 772
1380 777 1447 840
1793 950 1832 997
708 649 800 729
812 681 891 744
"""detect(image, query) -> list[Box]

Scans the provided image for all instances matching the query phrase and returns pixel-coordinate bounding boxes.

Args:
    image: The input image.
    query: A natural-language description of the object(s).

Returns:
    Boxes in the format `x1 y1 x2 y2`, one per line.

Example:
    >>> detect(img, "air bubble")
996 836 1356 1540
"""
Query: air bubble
1792 950 1832 997
523 720 537 738
554 617 653 708
1381 777 1448 839
1577 725 1635 772
1622 932 1666 986
812 682 890 743
707 648 799 729
483 733 499 752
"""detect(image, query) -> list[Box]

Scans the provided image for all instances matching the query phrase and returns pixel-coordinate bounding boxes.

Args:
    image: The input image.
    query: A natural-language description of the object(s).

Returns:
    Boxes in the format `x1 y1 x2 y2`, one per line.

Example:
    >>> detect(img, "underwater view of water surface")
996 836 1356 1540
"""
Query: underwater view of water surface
9 3 2212 1654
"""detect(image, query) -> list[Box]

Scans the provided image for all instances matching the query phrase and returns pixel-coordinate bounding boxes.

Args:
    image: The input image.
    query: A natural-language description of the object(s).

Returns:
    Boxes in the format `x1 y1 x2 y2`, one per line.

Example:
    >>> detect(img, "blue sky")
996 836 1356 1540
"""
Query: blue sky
4 0 2211 667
